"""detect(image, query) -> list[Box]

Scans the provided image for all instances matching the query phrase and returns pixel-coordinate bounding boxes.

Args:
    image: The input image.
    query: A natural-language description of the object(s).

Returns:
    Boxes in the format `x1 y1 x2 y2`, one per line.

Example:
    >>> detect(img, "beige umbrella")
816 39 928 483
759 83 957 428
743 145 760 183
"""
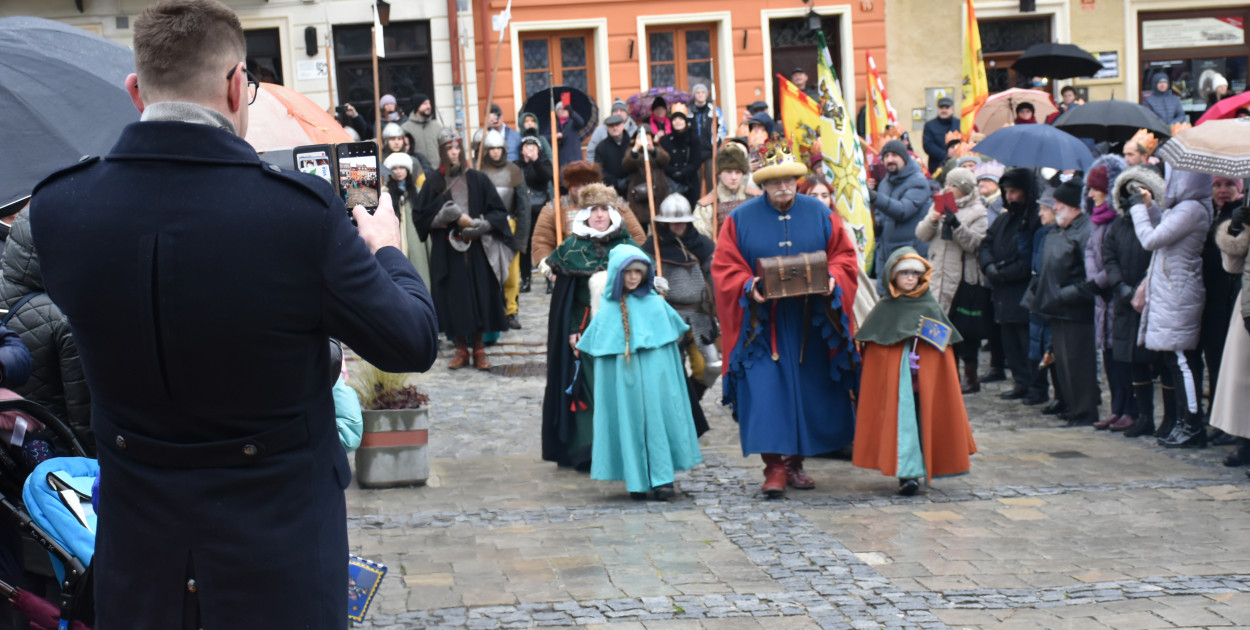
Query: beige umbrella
1157 117 1250 178
973 88 1058 134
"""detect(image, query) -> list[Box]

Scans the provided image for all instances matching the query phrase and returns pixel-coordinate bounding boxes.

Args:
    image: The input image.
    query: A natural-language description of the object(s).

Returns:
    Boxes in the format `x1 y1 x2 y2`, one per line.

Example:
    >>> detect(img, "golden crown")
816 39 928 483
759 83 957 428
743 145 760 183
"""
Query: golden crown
760 138 800 170
1130 128 1158 155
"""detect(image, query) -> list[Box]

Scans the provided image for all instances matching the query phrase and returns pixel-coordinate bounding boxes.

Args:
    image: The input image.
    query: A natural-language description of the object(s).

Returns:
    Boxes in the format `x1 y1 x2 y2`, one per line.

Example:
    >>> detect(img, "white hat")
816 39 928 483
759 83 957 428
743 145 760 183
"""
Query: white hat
383 152 413 172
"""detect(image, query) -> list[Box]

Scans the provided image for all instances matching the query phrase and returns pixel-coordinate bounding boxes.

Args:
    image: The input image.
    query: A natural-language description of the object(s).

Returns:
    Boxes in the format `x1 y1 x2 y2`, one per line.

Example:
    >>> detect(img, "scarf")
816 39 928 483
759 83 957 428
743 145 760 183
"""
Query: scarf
1090 201 1116 225
649 115 672 136
856 249 963 347
650 223 714 265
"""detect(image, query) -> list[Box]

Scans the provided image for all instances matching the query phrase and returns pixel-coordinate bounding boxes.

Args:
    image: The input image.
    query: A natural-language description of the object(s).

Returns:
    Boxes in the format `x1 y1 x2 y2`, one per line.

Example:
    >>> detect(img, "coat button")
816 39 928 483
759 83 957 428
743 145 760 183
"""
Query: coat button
187 579 197 593
115 435 126 449
242 444 258 456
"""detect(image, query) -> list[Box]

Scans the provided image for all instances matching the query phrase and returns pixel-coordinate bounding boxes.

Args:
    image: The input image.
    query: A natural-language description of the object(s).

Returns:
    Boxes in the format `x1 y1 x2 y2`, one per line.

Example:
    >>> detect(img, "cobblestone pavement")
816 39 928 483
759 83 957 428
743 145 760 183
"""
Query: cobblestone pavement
347 281 1250 629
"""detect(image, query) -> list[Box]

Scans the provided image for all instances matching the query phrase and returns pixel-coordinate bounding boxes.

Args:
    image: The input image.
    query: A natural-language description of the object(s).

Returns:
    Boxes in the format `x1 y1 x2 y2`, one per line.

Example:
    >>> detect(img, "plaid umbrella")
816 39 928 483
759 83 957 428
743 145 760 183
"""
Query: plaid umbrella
1157 117 1250 178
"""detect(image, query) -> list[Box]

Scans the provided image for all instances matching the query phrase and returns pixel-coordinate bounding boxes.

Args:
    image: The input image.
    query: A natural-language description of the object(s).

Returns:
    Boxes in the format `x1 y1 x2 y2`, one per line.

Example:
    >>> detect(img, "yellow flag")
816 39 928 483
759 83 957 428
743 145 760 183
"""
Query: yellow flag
961 0 988 134
775 32 876 269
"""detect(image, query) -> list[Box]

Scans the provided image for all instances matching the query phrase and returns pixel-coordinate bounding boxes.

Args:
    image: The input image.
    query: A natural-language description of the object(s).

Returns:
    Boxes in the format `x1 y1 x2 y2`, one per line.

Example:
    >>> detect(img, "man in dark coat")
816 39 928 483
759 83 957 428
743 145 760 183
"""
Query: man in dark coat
594 114 631 198
979 168 1038 399
922 97 959 174
27 2 439 628
869 139 930 294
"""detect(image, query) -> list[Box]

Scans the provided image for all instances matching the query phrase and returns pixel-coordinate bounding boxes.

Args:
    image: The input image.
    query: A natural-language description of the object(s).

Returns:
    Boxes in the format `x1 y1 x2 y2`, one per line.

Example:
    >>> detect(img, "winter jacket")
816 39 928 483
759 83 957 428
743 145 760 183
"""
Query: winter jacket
1203 198 1244 341
915 192 987 311
922 115 959 173
1144 72 1187 125
1131 169 1212 351
0 221 9 264
872 154 931 278
979 169 1038 324
517 155 553 211
1102 215 1153 364
1035 212 1094 321
689 101 726 157
586 117 637 163
660 128 704 204
401 111 444 170
555 111 586 167
0 210 89 442
0 325 29 389
594 132 632 198
1085 217 1116 349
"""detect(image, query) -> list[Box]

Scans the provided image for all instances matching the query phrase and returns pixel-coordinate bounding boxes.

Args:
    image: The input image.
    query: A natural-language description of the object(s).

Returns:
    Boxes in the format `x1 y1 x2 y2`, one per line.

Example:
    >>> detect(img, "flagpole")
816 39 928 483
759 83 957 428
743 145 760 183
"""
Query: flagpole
642 137 663 277
550 81 563 244
371 4 382 144
475 2 510 169
323 7 335 108
709 82 719 245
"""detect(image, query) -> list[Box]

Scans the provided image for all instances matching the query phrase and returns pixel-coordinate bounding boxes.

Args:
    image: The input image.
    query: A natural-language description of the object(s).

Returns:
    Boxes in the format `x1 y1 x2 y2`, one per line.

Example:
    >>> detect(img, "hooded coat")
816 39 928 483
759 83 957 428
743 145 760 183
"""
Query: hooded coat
873 151 931 280
660 125 704 205
1131 169 1212 351
576 245 702 492
853 248 976 481
978 168 1037 324
1104 166 1164 364
0 210 90 440
914 186 987 311
1144 73 1187 125
401 110 444 170
1210 219 1250 438
1081 155 1129 349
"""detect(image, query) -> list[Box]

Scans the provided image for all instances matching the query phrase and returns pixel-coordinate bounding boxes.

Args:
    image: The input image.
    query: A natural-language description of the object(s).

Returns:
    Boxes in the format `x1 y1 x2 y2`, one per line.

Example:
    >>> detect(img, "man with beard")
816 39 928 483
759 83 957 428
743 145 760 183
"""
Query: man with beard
869 139 930 294
660 103 704 206
594 113 631 198
979 168 1039 400
693 142 759 239
414 128 516 369
712 143 859 498
479 130 531 330
402 92 444 170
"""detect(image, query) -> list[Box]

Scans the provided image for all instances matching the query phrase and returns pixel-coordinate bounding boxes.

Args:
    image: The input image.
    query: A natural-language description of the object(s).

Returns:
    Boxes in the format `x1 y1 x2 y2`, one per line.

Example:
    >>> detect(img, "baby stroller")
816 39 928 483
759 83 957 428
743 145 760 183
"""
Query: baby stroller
0 394 95 629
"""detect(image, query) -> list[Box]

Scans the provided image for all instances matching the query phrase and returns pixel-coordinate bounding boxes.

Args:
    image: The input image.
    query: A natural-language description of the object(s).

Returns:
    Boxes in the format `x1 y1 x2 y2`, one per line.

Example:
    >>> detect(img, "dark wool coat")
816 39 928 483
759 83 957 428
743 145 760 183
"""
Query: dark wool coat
29 120 438 630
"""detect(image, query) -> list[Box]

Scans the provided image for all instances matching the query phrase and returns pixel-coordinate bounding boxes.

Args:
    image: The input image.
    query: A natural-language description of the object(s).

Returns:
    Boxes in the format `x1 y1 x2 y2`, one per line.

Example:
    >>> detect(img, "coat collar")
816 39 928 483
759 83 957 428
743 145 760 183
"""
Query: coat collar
107 120 262 166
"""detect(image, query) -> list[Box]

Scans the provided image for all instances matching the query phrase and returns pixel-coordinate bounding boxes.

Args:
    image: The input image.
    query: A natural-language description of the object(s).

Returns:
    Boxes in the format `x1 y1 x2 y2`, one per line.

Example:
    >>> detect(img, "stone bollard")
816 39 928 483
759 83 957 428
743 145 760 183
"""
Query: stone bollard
354 407 429 488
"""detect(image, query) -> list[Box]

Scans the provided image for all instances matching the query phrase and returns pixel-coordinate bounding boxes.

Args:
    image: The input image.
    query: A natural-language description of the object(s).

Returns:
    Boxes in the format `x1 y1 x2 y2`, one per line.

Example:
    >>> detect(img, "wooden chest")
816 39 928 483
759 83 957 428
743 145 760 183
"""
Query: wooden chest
756 251 829 299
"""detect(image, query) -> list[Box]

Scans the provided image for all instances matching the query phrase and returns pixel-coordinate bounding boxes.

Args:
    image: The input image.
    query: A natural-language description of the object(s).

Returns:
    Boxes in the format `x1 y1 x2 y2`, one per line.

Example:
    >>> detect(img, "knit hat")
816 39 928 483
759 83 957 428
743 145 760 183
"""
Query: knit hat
974 161 1004 184
382 122 405 139
380 94 397 108
612 98 628 113
413 92 431 108
521 136 542 149
946 168 977 196
489 103 503 116
1214 175 1245 194
1053 180 1083 208
1038 185 1056 209
692 83 709 95
891 256 928 277
383 152 413 172
717 143 750 175
880 139 909 160
1085 165 1110 194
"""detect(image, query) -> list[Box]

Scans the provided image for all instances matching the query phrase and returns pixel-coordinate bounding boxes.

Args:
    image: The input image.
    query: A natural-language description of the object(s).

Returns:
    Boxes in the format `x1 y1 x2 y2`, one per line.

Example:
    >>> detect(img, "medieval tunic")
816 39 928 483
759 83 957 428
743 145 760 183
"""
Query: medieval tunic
541 221 634 469
577 245 703 492
853 249 977 481
712 194 859 456
413 167 515 336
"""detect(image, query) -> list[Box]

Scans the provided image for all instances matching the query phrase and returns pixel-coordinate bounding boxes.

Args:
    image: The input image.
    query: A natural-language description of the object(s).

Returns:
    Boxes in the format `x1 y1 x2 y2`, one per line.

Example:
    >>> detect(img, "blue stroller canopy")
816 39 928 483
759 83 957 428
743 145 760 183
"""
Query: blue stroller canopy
22 457 97 582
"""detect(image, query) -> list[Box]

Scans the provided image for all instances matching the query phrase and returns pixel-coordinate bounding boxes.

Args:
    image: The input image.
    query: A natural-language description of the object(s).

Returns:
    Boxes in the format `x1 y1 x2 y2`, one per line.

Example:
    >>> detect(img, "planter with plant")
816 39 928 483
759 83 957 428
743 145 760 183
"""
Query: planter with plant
349 362 431 488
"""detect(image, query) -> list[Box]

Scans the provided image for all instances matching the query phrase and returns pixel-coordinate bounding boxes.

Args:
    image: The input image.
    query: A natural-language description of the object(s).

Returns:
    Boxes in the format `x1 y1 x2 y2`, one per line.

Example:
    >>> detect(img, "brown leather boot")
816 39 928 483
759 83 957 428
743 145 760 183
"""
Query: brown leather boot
472 334 491 370
960 359 980 394
761 454 787 498
785 455 815 489
448 337 470 370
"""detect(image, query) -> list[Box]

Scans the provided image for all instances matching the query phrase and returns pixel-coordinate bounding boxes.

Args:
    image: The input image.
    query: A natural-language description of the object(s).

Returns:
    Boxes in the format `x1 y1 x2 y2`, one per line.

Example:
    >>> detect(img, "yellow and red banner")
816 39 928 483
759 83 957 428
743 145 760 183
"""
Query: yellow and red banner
776 30 875 268
961 0 988 134
864 50 896 152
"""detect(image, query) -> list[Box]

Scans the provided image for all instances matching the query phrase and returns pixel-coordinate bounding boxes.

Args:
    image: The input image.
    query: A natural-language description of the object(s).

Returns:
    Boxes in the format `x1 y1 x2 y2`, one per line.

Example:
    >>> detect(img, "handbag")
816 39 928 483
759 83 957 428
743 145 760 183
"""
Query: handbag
948 279 989 340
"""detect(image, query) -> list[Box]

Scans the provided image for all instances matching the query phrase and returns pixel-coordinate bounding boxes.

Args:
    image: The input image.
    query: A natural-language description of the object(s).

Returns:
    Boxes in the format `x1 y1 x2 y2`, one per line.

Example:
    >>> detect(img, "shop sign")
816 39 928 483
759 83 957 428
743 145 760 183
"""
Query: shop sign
1143 17 1244 51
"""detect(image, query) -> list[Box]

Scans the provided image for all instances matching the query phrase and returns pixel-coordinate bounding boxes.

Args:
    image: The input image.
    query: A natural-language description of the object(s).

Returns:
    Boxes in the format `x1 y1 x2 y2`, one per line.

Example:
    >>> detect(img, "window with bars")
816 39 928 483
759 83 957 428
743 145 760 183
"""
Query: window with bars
333 21 434 116
646 24 717 91
979 17 1052 93
520 31 594 99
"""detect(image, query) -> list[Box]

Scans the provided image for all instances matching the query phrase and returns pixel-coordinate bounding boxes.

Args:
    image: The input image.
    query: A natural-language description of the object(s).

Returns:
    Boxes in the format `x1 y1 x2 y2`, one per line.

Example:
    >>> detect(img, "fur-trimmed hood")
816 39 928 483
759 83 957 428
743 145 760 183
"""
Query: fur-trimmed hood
1111 165 1166 215
1215 219 1250 259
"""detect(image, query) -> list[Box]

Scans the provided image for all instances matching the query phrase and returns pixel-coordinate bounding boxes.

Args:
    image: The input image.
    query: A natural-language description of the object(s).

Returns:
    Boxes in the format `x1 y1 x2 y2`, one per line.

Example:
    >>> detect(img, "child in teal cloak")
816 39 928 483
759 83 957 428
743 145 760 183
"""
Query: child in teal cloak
576 244 703 500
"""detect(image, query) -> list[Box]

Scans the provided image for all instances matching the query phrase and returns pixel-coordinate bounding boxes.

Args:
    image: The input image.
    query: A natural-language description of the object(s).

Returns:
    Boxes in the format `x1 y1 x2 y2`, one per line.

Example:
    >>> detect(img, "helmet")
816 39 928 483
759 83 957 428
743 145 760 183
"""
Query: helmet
652 193 695 223
484 129 505 149
382 123 405 139
436 127 460 147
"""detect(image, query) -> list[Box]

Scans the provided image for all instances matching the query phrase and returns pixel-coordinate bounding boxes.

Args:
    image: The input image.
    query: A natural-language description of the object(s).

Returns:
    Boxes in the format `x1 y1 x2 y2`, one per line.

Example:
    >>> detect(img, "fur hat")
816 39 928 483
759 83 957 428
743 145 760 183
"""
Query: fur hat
946 168 977 196
561 161 602 189
717 143 751 175
1052 180 1084 209
578 183 618 210
1111 165 1166 215
383 152 413 172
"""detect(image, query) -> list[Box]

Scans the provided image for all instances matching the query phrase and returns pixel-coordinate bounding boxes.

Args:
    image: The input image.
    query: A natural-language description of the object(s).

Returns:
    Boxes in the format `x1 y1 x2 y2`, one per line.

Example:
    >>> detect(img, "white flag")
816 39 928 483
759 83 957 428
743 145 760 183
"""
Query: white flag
373 4 386 59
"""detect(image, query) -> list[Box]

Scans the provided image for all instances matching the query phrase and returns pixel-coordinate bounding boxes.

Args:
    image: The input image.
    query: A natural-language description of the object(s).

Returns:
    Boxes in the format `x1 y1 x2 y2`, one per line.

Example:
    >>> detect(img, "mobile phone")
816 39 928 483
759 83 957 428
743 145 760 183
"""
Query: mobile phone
292 144 335 188
335 141 381 214
335 105 349 117
869 162 887 183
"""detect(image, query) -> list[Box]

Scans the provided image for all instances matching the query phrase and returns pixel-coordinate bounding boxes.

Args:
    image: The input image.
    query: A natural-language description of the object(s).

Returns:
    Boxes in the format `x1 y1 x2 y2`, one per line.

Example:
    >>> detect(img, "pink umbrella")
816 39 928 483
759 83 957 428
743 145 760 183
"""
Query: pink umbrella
244 82 353 152
973 88 1058 134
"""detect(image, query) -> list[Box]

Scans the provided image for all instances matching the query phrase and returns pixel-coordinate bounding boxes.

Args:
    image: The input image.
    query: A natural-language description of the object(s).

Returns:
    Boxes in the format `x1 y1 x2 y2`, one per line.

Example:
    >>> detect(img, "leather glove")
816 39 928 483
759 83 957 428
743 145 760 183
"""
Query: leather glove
1114 282 1135 302
458 217 491 239
942 212 961 229
654 276 670 296
984 263 1001 282
1230 202 1250 236
1127 187 1144 213
868 189 878 205
432 200 462 228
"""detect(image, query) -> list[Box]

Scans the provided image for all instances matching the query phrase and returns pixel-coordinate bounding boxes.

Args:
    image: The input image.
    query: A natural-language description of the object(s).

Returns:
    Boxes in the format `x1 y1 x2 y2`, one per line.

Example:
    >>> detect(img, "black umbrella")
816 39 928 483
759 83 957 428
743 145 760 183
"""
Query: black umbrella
1011 43 1104 80
0 17 138 209
1051 99 1172 143
519 85 599 142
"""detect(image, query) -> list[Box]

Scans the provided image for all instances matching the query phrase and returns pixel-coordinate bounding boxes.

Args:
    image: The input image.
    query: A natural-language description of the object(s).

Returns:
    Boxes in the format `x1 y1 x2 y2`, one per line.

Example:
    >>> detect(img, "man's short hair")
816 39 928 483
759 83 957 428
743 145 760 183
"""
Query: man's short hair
133 0 246 102
1061 85 1076 96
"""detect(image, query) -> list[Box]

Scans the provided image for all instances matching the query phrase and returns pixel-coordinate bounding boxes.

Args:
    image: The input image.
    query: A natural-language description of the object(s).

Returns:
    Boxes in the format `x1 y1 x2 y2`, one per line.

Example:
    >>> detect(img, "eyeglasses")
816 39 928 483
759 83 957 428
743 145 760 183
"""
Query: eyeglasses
226 65 260 105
